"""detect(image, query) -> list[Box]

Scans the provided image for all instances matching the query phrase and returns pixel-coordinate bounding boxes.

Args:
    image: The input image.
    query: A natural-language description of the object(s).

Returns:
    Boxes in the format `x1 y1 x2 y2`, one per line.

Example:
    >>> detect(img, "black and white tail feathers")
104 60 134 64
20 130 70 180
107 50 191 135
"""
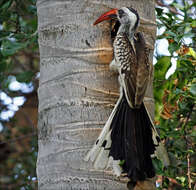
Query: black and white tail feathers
109 93 156 181
85 92 169 182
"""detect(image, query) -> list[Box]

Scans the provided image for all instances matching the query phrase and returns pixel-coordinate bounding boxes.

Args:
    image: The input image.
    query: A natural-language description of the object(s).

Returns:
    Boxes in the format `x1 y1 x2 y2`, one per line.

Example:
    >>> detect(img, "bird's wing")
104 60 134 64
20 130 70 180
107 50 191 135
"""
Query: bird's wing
115 32 150 108
134 32 150 107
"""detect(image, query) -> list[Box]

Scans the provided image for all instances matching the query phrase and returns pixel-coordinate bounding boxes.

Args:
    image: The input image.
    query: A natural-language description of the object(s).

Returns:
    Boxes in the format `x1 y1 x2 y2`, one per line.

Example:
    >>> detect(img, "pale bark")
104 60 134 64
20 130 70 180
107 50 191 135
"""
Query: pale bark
36 0 156 189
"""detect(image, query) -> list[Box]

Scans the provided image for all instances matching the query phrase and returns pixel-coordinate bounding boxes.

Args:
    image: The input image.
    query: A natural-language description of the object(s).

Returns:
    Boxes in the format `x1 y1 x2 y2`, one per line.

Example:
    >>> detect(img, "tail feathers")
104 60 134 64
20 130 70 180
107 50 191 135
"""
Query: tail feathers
155 143 170 167
112 160 123 176
143 103 160 146
144 103 170 166
93 131 111 169
106 156 113 169
84 97 122 163
110 95 156 181
84 142 101 162
85 94 170 181
84 120 111 162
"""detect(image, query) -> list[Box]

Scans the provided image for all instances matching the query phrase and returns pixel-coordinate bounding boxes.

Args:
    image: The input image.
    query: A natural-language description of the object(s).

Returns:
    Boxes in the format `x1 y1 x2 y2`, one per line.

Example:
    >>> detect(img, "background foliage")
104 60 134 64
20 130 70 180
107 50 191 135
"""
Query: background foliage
0 0 195 189
154 0 196 189
0 0 38 189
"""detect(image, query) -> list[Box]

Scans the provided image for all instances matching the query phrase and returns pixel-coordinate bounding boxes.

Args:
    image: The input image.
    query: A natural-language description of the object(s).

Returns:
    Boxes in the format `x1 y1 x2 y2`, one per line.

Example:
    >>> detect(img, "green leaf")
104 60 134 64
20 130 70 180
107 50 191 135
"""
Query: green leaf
27 5 37 14
189 48 196 59
152 158 164 174
177 26 185 33
190 83 196 95
0 31 11 41
16 71 34 83
178 101 189 112
168 42 180 54
176 176 186 183
192 20 196 28
154 56 172 80
119 160 125 166
183 32 195 38
165 30 176 37
154 56 172 107
174 88 183 95
174 35 182 43
1 40 27 56
0 0 13 10
173 3 184 10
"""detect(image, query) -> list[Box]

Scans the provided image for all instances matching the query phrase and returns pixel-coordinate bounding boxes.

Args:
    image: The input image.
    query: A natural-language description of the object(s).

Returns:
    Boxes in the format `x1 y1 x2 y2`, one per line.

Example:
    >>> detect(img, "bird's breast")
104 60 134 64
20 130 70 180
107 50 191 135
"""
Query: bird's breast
113 34 137 75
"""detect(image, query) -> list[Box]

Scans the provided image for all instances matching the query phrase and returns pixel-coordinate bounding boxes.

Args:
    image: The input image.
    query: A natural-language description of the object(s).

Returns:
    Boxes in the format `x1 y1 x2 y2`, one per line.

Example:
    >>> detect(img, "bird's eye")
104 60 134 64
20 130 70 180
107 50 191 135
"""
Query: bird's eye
118 10 124 18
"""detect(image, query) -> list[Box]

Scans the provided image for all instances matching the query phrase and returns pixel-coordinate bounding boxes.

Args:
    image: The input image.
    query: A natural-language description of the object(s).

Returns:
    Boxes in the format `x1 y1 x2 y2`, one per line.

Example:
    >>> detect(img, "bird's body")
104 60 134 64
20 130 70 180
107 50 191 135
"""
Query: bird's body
85 7 169 187
109 31 158 181
113 32 149 108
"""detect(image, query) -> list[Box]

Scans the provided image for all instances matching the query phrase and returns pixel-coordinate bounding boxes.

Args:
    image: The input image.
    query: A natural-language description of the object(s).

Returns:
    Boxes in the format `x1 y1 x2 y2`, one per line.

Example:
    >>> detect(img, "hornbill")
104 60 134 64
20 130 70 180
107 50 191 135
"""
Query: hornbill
85 7 169 188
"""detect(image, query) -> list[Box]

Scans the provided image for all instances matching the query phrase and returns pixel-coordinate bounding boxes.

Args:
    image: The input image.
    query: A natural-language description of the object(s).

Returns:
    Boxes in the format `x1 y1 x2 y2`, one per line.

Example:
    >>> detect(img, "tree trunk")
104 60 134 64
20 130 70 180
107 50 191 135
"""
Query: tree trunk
36 0 156 189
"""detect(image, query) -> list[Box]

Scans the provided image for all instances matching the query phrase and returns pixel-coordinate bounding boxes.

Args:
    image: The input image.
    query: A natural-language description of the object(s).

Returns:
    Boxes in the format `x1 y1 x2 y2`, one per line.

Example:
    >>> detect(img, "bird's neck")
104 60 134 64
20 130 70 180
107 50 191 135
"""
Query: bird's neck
117 24 135 42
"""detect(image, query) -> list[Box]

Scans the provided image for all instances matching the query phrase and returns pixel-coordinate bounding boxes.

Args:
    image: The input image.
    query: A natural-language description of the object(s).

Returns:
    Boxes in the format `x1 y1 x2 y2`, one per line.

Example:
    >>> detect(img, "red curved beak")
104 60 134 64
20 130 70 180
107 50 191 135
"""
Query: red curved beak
93 8 118 25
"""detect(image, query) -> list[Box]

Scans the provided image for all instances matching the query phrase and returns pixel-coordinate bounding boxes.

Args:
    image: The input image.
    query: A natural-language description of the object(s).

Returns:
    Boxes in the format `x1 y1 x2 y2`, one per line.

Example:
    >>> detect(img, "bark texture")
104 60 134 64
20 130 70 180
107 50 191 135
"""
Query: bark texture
36 0 156 189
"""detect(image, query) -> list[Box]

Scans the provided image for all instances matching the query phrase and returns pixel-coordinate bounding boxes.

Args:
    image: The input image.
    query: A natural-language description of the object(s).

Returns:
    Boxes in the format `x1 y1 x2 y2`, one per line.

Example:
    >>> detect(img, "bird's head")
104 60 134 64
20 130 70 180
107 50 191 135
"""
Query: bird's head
94 7 139 33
